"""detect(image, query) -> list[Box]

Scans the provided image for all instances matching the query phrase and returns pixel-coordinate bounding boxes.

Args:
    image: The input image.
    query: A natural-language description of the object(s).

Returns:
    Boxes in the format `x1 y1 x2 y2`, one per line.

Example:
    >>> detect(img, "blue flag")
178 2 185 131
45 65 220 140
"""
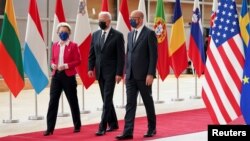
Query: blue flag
240 0 250 125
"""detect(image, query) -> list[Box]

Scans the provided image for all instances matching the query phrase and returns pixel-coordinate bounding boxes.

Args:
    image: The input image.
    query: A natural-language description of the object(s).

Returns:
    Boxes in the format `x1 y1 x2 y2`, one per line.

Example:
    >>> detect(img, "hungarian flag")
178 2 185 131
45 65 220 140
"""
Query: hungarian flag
169 0 188 78
74 0 95 89
188 0 205 77
116 0 131 53
101 0 109 11
23 0 49 94
52 0 66 43
153 0 169 81
0 0 24 97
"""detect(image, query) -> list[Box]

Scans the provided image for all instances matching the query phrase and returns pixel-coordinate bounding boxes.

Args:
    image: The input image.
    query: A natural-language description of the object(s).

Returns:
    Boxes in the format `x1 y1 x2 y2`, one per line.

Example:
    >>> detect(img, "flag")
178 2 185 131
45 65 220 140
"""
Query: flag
116 0 131 53
23 0 49 94
138 0 147 24
74 0 95 89
169 0 188 78
101 0 108 11
202 0 245 124
52 0 66 43
153 0 169 81
208 0 218 45
188 0 205 77
240 0 250 124
0 0 24 97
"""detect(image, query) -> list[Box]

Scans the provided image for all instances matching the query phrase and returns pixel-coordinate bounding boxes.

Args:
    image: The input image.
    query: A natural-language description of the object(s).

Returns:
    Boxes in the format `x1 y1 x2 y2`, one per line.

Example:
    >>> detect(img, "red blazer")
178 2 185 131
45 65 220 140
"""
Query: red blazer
51 41 81 76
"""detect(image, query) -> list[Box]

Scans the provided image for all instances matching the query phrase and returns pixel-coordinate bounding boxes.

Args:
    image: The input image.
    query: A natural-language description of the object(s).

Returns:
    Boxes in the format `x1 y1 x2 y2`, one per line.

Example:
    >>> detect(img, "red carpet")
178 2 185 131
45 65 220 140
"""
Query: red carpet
0 108 244 141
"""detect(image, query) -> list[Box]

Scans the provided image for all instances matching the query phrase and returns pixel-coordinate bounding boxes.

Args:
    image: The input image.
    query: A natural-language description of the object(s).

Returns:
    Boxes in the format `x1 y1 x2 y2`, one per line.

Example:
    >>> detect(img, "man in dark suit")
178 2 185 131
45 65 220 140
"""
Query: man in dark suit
116 10 158 140
88 11 125 136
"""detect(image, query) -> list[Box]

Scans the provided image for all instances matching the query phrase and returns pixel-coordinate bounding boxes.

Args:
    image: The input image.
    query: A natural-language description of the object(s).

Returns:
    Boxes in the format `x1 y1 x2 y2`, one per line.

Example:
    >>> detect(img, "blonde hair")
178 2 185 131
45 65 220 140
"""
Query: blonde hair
57 22 71 34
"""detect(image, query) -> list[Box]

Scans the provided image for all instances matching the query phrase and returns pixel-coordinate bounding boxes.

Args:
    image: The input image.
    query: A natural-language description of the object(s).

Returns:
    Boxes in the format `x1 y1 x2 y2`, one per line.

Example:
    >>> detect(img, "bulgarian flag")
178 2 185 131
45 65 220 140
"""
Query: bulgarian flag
0 0 24 97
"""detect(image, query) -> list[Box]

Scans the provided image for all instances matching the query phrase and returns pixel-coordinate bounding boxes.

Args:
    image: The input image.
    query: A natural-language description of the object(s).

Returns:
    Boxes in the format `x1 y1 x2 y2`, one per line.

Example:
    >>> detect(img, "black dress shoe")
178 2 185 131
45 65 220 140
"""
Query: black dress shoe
95 130 106 136
116 134 133 140
43 130 53 136
74 128 80 133
106 126 119 132
144 130 156 137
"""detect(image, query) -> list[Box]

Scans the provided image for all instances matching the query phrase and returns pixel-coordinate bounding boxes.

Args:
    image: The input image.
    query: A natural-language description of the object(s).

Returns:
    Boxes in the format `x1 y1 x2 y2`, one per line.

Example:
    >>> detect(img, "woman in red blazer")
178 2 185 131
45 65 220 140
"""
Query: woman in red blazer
44 22 81 136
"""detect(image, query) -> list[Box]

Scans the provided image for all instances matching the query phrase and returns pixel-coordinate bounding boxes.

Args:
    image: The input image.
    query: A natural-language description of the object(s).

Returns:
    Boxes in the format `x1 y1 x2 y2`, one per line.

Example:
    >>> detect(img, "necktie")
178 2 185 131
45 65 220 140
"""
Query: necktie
133 30 137 45
101 32 106 49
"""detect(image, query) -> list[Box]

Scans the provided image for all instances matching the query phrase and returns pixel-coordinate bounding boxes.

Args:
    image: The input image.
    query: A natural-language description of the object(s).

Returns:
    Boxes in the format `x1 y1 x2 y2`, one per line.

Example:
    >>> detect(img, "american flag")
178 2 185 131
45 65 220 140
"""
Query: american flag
202 0 245 124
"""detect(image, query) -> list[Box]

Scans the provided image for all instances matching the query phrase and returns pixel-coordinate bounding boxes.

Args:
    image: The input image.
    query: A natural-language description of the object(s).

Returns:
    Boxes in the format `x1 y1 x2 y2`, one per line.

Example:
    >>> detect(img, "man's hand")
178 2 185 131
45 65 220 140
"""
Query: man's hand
146 75 154 86
88 71 95 78
116 75 122 84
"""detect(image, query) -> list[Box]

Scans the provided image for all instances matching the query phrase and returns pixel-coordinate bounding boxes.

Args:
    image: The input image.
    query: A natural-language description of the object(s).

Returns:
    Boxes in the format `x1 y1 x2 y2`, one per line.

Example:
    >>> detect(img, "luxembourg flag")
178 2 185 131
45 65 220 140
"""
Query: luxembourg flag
74 0 95 89
52 0 66 43
188 0 205 77
23 0 49 94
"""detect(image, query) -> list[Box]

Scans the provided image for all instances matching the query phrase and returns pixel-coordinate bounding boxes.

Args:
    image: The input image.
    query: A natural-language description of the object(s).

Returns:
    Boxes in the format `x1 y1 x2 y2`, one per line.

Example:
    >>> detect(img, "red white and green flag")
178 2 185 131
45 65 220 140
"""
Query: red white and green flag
0 0 24 97
153 0 169 81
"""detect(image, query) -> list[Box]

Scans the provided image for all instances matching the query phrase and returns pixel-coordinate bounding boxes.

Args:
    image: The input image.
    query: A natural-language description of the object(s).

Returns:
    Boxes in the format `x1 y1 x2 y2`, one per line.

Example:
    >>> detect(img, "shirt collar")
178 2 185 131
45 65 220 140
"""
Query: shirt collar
102 26 111 35
134 24 144 36
58 39 70 46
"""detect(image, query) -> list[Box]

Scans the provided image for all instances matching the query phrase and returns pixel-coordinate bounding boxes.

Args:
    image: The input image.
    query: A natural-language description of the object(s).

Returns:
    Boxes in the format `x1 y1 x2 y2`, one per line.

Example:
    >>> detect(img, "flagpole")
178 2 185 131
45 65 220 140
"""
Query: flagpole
3 91 19 123
80 86 90 114
147 0 150 24
28 92 44 120
171 78 184 101
190 74 201 99
116 0 126 109
116 79 126 108
155 73 164 104
57 92 70 117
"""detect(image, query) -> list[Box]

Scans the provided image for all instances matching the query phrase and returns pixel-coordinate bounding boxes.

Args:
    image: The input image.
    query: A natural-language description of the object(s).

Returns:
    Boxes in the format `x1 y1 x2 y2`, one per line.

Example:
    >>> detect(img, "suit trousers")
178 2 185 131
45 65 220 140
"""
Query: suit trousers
123 76 156 135
98 72 118 130
46 71 81 132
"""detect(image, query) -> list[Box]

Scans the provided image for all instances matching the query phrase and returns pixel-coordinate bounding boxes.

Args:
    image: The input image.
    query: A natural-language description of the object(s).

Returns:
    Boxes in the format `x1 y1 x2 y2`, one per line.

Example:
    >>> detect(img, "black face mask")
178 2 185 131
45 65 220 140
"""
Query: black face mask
99 21 107 30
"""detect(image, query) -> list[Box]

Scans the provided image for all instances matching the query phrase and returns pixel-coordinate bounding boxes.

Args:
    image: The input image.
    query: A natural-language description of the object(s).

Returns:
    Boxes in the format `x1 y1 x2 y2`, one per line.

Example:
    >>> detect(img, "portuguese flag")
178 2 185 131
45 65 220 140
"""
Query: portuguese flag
153 0 169 81
0 0 24 97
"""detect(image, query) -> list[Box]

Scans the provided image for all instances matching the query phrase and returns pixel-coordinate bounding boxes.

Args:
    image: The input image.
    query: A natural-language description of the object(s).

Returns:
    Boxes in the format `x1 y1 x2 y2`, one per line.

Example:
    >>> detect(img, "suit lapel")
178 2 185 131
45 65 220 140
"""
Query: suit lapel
132 26 146 51
97 30 102 51
101 28 114 51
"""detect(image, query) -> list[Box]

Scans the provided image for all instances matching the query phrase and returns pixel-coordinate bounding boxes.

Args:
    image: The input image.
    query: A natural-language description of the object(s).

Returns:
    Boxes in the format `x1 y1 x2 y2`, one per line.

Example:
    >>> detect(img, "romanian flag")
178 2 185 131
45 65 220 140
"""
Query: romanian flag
0 0 24 97
101 0 109 11
188 0 205 77
169 0 188 78
153 0 169 81
23 0 49 94
240 0 250 125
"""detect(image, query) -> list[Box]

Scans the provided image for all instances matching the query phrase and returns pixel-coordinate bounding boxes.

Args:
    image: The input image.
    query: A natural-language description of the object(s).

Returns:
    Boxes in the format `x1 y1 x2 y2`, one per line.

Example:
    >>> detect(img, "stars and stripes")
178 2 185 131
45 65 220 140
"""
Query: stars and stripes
202 0 245 124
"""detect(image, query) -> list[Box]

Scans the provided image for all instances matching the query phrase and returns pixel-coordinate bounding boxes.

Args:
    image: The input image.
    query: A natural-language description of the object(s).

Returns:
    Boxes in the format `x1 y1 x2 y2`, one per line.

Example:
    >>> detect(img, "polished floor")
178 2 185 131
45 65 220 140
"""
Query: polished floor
0 75 207 140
